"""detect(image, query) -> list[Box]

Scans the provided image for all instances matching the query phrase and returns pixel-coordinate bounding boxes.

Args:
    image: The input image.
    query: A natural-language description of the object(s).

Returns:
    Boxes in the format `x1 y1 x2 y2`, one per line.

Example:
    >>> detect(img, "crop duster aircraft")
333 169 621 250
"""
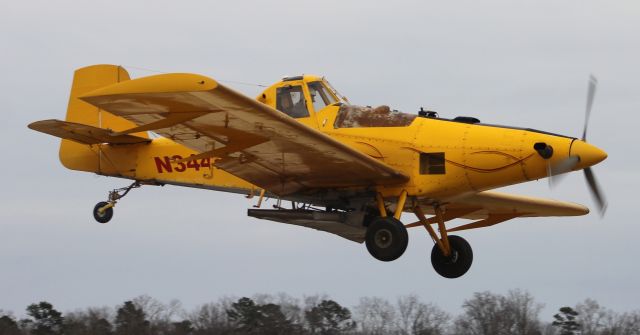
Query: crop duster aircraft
29 65 608 278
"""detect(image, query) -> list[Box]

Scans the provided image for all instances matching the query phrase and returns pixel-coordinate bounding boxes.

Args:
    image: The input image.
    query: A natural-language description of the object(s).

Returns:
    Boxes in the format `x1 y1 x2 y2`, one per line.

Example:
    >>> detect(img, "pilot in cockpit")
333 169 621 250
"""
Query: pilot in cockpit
276 86 309 118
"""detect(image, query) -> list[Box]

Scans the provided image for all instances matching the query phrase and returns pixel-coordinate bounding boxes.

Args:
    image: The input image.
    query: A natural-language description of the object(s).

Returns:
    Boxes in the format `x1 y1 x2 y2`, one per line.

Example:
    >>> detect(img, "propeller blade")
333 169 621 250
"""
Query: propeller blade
547 156 580 188
583 167 607 216
582 75 598 141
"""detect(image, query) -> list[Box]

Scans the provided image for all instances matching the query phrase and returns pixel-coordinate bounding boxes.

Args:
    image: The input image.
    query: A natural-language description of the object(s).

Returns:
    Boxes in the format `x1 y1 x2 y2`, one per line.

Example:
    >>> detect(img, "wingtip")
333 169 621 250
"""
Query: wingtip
582 206 590 216
571 202 590 216
28 119 58 131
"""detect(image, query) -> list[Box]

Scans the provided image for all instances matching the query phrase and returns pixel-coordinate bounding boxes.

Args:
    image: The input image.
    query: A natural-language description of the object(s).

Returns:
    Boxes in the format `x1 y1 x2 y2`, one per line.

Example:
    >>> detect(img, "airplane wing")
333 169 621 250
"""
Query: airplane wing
444 190 589 218
409 191 589 231
78 73 408 195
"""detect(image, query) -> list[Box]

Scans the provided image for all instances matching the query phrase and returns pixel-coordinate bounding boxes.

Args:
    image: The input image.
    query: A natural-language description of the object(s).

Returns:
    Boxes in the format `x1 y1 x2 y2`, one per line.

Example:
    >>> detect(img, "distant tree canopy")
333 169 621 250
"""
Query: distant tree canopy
114 301 150 335
305 300 356 335
0 315 21 335
454 290 542 335
552 306 581 335
1 293 639 335
25 301 64 335
64 307 113 335
168 320 193 335
226 297 297 335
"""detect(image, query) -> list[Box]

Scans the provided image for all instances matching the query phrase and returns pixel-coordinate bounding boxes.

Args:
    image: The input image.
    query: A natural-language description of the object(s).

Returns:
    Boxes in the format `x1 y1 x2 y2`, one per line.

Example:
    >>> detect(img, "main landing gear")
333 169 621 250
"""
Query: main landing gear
365 217 408 261
430 235 473 278
92 181 141 224
365 191 409 262
365 191 473 278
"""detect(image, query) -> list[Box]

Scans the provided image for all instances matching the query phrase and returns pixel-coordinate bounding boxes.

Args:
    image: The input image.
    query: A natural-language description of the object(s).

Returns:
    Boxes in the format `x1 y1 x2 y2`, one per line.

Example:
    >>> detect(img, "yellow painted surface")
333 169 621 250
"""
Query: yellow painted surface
80 73 217 98
98 138 254 192
55 65 253 194
59 65 148 172
36 65 606 217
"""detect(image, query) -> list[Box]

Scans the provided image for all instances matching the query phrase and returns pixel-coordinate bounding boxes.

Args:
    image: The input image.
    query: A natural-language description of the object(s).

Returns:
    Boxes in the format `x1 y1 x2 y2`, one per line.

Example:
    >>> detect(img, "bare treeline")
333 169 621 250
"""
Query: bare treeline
1 290 639 335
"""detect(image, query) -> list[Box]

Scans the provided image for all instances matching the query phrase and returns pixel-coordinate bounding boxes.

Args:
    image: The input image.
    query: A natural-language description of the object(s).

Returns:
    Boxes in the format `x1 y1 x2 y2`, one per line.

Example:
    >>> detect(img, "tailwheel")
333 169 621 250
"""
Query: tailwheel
430 235 473 278
365 217 409 262
93 201 114 224
92 181 141 224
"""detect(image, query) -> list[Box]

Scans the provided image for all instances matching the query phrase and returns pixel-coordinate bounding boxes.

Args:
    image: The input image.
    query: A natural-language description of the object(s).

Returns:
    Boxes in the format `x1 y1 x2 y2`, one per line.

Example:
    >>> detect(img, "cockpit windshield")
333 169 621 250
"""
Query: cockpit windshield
323 79 349 104
307 81 337 112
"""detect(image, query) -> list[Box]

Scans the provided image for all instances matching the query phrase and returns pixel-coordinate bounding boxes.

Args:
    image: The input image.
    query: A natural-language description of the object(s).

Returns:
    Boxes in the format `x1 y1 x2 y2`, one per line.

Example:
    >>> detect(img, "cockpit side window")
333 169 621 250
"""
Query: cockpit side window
276 85 309 118
307 81 337 113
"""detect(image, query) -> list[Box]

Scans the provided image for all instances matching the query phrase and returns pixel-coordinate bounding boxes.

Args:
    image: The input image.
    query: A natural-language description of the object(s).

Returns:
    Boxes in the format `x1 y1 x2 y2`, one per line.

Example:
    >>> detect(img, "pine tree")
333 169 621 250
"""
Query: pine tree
114 301 150 335
25 301 64 335
305 300 356 334
227 298 262 333
226 297 296 335
552 307 580 335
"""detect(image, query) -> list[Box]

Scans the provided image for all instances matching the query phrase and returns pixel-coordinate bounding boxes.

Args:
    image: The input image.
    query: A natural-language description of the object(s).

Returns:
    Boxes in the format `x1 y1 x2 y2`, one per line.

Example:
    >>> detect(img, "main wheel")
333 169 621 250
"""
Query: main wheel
365 217 409 262
93 202 113 224
431 235 473 278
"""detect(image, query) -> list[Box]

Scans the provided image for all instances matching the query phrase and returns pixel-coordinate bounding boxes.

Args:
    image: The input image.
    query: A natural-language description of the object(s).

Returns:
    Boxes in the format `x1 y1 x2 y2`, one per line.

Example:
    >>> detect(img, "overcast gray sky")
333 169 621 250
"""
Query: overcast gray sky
1 0 639 318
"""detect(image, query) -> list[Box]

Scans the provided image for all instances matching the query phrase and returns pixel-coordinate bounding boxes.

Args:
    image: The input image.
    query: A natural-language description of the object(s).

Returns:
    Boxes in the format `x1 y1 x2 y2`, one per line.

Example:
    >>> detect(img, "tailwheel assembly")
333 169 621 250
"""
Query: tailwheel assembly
92 181 141 224
430 235 473 278
365 217 409 262
93 201 113 223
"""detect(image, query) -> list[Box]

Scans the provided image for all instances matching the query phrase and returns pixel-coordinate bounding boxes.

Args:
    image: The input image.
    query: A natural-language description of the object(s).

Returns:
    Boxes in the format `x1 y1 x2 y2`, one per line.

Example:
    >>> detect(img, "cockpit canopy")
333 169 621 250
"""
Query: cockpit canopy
259 75 417 129
306 81 339 115
259 75 348 119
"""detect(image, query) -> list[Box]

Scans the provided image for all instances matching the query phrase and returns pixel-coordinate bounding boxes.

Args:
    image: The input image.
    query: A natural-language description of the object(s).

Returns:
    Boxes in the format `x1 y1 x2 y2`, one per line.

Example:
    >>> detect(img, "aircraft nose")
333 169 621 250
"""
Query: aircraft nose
570 140 607 170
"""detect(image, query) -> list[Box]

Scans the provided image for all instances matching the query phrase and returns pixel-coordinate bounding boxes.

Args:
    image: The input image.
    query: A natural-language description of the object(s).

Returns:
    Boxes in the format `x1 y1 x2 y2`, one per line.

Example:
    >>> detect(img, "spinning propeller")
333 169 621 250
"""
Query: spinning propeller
547 75 608 215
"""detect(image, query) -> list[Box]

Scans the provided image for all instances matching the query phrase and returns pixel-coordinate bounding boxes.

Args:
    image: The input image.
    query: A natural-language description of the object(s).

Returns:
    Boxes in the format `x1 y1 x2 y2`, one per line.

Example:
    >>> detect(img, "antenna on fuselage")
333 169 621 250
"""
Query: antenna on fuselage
418 107 438 118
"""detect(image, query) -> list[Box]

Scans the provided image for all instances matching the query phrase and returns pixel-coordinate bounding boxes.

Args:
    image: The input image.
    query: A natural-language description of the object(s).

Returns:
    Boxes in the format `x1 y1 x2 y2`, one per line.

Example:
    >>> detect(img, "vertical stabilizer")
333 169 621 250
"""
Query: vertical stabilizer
59 65 148 172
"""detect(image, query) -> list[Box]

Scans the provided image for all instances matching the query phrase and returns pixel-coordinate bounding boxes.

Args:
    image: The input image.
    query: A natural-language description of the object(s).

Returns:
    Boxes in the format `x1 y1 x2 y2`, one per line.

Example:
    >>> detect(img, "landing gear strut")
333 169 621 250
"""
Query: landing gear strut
365 192 474 277
365 191 409 262
92 181 141 224
414 205 473 278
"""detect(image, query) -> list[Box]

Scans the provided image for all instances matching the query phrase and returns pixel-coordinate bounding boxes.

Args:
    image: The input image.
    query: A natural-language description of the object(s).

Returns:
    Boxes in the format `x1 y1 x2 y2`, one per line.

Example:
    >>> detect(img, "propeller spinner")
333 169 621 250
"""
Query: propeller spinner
548 75 608 215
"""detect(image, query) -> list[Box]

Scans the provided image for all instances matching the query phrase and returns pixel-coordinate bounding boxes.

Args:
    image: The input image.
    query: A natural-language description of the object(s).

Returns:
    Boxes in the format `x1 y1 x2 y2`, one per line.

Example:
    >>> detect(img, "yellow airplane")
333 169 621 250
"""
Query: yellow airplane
29 65 607 278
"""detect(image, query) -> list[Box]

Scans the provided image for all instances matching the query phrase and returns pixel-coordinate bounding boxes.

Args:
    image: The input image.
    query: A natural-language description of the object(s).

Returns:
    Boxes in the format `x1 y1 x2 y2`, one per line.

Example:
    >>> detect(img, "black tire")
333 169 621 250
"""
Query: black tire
365 217 409 262
431 235 473 278
93 202 113 223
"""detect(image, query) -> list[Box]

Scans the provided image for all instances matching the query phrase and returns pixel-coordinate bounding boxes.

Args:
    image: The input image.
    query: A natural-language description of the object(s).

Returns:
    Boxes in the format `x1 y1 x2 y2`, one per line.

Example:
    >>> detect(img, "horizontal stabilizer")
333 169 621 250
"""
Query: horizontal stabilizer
28 119 150 145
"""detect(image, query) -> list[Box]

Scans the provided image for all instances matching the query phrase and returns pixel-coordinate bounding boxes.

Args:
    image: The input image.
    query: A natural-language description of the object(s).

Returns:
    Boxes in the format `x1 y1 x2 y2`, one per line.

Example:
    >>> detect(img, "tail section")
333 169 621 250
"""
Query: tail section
58 65 148 172
29 64 255 196
63 65 143 130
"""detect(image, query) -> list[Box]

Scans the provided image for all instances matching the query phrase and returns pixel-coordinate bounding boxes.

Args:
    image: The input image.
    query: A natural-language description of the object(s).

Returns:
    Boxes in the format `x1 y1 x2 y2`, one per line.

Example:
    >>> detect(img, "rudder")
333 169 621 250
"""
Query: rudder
59 65 148 172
